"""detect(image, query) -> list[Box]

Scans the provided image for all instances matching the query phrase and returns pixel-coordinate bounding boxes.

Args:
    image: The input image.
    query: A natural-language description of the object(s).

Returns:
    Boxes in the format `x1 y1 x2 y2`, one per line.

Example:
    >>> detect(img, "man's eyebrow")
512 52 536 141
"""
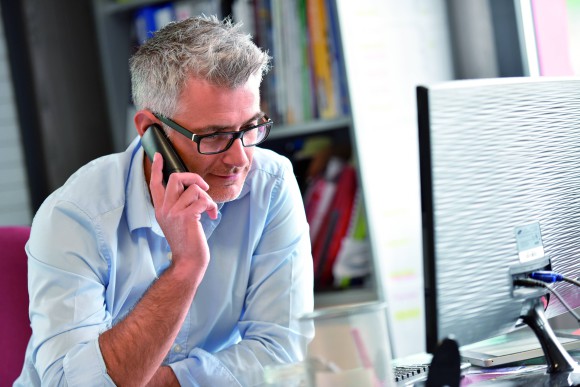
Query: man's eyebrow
242 112 266 127
195 112 266 134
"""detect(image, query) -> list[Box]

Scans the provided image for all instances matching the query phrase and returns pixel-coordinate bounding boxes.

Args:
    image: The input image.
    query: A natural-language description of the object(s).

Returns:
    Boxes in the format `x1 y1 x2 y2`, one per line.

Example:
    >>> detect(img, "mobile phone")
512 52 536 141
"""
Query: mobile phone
141 124 188 184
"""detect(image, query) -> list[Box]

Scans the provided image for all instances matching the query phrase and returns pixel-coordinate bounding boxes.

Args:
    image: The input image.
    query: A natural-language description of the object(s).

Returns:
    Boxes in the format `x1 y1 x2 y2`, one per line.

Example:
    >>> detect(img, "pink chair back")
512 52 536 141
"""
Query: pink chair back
0 226 31 385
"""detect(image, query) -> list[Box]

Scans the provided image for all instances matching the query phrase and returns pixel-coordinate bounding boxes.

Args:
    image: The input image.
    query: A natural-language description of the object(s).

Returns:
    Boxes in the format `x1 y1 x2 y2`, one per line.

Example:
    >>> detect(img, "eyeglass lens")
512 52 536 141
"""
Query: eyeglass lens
199 123 270 154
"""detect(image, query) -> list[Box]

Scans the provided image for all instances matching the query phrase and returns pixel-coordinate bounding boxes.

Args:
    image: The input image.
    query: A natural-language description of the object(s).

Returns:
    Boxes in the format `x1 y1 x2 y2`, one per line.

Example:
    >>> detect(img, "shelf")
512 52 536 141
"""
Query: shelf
314 288 377 310
268 116 352 140
91 0 378 309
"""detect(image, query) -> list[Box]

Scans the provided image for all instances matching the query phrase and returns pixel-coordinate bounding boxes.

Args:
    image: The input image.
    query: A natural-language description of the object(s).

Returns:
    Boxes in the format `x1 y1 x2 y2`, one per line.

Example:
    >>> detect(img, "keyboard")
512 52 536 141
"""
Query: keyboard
394 361 471 385
394 364 430 385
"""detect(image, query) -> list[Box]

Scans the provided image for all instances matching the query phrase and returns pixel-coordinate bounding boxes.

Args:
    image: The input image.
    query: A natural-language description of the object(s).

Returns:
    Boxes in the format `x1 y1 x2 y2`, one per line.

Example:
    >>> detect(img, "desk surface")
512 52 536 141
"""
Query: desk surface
460 328 580 367
460 350 580 386
393 330 580 386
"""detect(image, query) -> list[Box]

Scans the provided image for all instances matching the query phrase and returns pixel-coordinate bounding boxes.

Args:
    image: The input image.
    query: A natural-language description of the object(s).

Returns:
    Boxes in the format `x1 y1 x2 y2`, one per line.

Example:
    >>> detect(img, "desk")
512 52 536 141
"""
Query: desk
460 350 580 386
394 330 580 386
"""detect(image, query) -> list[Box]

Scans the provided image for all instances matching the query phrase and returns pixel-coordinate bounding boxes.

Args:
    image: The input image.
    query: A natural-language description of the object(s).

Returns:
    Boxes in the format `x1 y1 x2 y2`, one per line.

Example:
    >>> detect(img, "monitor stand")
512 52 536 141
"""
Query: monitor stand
479 299 580 386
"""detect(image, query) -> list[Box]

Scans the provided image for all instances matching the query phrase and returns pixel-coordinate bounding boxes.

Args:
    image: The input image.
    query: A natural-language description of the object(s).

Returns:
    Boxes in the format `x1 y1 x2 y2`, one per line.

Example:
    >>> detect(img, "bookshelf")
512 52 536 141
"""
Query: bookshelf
90 0 378 308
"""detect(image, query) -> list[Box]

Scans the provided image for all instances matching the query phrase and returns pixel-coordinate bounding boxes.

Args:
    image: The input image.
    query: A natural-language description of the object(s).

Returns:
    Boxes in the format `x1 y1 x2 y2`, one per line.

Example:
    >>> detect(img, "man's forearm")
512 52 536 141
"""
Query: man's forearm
99 263 202 386
146 366 180 387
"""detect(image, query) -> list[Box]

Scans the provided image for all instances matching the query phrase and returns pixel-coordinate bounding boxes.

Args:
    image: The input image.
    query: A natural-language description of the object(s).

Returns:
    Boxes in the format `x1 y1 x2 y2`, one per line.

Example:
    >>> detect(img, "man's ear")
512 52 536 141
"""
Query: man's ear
134 110 159 137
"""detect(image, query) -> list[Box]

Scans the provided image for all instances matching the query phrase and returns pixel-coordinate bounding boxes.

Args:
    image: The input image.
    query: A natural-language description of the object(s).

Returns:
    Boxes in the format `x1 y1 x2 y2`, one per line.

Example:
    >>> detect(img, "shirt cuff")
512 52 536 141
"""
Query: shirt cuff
62 338 116 386
169 348 240 387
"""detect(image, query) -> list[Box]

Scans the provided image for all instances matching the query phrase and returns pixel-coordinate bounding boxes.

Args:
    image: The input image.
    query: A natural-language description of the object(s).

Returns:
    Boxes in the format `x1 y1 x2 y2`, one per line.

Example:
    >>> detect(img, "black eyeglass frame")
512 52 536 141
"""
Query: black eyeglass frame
152 112 273 155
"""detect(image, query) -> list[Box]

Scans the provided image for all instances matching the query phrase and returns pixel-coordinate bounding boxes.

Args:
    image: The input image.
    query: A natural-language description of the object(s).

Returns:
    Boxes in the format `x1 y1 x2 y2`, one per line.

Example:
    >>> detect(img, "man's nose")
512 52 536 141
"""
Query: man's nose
222 137 249 166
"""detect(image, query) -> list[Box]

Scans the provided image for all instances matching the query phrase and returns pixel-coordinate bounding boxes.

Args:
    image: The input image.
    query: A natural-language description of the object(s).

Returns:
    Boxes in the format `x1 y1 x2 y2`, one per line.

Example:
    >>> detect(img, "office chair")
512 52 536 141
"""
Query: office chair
0 226 31 385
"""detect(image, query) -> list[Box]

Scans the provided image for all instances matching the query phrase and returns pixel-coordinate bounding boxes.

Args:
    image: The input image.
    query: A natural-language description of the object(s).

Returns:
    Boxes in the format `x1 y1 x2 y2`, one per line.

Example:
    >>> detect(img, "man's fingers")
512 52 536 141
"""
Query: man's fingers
191 188 218 220
176 173 210 191
164 172 209 203
172 183 219 220
205 201 219 220
154 169 217 220
150 152 165 207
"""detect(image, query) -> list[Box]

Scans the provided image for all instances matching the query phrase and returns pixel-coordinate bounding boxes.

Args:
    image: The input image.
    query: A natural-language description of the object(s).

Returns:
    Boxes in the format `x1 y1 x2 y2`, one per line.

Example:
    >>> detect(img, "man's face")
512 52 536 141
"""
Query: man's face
165 75 262 203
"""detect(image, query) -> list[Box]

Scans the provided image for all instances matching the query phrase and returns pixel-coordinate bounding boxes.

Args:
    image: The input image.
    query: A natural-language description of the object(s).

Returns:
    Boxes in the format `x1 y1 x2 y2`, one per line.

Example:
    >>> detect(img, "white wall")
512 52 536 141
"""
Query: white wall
336 0 454 358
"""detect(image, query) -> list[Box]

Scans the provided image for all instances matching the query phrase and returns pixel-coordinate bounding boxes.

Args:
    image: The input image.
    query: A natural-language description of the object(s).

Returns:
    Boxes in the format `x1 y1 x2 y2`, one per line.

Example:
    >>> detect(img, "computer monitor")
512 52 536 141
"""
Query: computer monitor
417 77 580 383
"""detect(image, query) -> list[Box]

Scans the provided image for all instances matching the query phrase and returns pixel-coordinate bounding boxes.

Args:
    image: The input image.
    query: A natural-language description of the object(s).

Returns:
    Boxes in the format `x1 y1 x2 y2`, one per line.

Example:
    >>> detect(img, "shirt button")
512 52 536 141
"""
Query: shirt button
167 252 172 261
173 344 182 353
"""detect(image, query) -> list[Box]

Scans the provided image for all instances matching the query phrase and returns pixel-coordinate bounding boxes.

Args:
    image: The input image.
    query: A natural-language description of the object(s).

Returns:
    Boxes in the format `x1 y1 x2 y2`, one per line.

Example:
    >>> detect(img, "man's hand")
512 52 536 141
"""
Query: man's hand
150 152 218 273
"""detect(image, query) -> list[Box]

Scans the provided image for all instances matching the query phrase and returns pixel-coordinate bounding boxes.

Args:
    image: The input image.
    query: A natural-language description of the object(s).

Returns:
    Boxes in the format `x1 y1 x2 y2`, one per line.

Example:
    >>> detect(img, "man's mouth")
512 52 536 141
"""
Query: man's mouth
211 169 243 182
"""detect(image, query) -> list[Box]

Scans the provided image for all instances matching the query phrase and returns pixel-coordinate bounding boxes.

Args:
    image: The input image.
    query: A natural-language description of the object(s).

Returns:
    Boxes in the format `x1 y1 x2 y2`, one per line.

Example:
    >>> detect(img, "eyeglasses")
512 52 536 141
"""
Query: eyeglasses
153 112 273 155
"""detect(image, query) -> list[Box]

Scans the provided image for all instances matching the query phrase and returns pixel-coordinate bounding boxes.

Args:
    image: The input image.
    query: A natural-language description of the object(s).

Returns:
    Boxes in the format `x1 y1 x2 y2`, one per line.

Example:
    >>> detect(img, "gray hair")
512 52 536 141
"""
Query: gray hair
129 15 271 116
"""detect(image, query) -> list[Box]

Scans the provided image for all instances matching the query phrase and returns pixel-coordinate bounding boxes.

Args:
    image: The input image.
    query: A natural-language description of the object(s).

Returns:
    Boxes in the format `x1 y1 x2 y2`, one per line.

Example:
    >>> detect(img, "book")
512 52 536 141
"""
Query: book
306 0 337 119
134 4 176 45
305 176 337 242
303 155 343 240
253 0 280 122
332 189 372 287
325 0 349 116
280 0 306 124
270 0 288 122
311 163 358 289
298 0 315 121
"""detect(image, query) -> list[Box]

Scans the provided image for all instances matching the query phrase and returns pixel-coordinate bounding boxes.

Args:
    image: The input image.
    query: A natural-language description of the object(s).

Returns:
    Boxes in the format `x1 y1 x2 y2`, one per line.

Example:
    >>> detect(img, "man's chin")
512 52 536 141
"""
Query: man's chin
209 186 243 204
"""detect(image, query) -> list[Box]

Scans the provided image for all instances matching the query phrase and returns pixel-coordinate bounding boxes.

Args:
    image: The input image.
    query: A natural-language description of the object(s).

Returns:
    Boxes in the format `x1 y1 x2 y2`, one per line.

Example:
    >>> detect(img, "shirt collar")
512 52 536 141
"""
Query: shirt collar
125 137 160 234
125 138 251 237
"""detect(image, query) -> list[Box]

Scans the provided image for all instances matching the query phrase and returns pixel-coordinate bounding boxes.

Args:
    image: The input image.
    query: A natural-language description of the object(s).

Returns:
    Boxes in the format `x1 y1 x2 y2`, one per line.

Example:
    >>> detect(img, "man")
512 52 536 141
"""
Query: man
15 16 313 386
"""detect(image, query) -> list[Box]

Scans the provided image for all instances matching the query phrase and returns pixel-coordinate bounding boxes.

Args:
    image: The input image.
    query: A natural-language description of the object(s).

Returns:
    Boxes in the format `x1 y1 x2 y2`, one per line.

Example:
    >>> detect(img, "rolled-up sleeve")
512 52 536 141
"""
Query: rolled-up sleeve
62 339 115 385
27 200 113 386
170 348 240 386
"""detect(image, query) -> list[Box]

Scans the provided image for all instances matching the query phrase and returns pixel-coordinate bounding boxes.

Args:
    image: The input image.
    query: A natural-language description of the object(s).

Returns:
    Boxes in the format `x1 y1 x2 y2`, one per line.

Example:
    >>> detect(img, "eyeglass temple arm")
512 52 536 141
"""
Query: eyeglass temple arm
155 114 197 141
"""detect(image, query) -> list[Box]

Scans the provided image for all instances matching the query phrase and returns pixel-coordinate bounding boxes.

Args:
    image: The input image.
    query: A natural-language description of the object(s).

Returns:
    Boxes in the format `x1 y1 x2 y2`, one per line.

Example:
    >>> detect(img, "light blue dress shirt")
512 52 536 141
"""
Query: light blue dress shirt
14 137 314 386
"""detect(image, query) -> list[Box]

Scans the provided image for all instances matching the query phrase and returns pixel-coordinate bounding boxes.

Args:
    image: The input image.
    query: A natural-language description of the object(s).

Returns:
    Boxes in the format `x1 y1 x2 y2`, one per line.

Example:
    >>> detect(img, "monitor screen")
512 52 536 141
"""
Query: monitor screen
417 77 580 354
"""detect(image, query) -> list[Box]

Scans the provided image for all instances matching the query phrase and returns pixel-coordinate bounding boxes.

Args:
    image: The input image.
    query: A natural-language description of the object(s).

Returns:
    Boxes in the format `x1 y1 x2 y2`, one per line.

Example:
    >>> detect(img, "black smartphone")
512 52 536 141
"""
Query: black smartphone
141 124 188 184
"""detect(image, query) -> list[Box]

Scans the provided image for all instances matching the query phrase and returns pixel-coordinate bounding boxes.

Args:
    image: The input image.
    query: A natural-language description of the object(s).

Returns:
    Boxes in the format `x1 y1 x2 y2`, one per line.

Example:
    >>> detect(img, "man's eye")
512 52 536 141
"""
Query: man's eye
203 133 230 144
244 120 260 129
204 134 224 142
